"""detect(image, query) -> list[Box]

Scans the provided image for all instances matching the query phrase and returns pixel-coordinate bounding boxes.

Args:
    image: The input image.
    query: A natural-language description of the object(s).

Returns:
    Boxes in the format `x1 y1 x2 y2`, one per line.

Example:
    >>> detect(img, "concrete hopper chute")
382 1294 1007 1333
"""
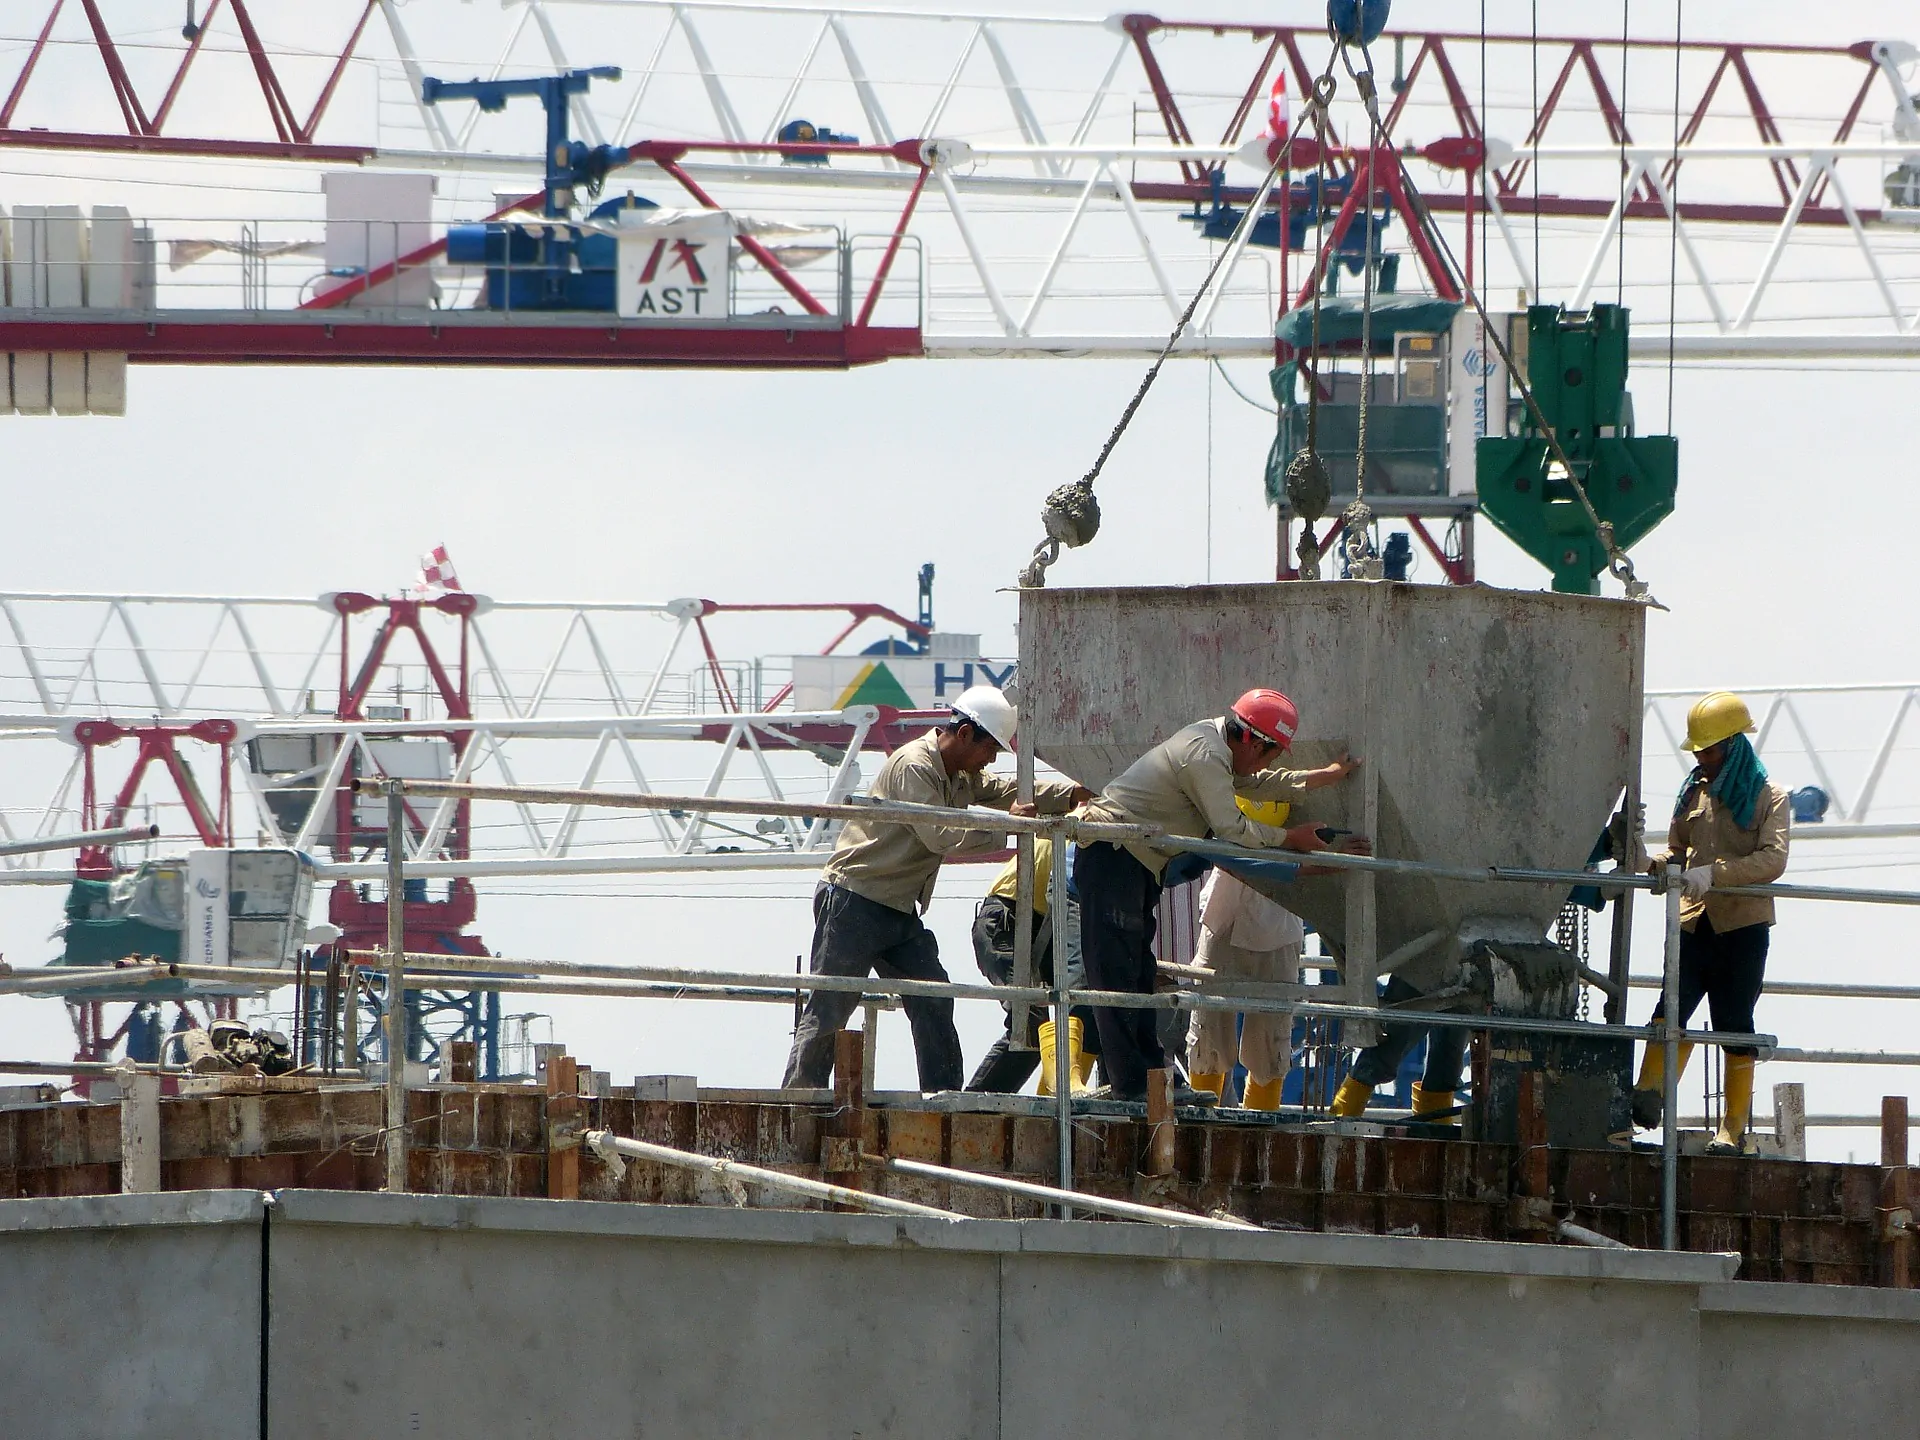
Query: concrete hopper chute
1019 582 1644 1011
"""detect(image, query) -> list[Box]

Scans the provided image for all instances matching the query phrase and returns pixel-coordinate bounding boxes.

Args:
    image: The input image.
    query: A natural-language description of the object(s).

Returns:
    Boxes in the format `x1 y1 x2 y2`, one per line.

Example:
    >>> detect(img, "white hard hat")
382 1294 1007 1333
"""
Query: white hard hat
951 684 1017 749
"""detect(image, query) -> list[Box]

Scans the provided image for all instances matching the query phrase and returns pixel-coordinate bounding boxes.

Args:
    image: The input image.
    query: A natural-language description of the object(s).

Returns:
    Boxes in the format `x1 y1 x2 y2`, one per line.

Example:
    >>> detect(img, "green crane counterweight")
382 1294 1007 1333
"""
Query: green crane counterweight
1475 304 1677 594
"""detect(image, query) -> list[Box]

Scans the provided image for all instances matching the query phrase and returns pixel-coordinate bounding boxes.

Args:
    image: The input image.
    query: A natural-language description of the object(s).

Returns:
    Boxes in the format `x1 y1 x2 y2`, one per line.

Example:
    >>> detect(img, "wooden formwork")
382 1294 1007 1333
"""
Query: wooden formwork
0 1076 1910 1290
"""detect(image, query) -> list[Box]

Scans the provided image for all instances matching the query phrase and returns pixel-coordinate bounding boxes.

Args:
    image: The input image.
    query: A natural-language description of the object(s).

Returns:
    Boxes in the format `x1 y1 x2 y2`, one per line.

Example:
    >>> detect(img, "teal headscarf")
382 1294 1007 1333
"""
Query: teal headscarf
1674 732 1768 831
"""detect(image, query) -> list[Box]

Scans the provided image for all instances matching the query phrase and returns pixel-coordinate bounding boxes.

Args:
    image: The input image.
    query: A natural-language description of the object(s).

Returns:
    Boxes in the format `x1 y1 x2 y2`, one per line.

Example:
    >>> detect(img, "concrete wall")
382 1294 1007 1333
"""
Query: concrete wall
1698 1283 1920 1440
4 1190 1918 1440
0 1191 263 1440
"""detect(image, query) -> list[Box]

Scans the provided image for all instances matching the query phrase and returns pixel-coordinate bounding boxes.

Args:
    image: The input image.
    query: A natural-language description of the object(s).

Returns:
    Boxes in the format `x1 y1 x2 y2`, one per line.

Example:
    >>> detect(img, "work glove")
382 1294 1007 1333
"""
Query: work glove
1680 864 1715 900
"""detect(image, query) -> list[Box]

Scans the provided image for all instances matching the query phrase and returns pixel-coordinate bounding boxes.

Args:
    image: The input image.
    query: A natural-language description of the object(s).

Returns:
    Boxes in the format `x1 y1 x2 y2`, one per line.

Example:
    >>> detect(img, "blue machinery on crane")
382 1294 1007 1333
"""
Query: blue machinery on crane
423 67 661 313
421 67 630 219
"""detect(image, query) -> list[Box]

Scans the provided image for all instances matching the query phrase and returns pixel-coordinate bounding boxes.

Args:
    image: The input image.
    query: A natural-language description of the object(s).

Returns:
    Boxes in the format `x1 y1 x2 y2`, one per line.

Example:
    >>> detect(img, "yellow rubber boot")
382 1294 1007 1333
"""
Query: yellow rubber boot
1331 1074 1374 1118
1037 1018 1089 1098
1189 1071 1227 1105
1410 1082 1458 1125
1630 1040 1695 1129
1242 1076 1284 1111
1708 1054 1756 1156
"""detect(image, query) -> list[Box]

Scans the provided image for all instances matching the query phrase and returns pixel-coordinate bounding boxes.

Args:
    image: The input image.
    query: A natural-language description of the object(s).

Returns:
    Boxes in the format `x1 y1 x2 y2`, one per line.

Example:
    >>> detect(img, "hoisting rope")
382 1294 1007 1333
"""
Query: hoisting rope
1017 57 1342 590
1337 33 1385 580
1283 59 1338 580
1341 33 1660 603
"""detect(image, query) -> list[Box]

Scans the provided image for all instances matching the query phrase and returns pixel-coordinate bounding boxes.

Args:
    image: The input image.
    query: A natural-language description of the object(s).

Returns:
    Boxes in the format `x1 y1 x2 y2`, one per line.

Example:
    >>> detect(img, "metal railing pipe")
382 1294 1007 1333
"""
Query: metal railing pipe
65 959 1780 1056
360 778 1920 909
867 1154 1260 1231
1048 819 1074 1214
0 823 157 859
1661 864 1683 1252
1630 976 1920 1002
384 782 408 1194
585 1131 963 1219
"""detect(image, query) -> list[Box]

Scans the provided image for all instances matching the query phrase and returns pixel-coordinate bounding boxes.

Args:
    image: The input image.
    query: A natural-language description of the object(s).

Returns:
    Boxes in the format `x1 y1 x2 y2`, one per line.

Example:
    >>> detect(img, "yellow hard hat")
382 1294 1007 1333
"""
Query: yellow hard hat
1236 795 1291 826
1683 691 1756 753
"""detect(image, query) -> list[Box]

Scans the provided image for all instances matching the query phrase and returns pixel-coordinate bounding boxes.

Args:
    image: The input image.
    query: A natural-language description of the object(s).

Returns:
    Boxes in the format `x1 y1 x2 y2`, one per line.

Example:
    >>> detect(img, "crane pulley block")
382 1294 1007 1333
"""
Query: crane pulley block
1475 303 1677 594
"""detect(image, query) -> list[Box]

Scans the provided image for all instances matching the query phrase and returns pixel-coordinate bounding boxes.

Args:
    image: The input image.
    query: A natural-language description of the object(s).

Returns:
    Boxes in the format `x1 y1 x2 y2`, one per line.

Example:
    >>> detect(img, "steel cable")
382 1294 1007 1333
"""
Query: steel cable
1018 53 1344 589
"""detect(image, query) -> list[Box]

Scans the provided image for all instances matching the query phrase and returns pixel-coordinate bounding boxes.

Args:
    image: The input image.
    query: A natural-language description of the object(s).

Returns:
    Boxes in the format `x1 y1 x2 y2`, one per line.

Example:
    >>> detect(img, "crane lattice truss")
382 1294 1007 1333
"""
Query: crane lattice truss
0 590 957 882
0 594 1915 885
1 2 1918 361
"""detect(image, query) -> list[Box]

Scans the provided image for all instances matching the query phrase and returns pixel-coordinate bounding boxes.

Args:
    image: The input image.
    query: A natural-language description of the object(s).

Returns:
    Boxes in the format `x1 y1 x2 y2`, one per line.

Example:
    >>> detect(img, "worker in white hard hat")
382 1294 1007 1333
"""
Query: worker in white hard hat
1073 688 1366 1106
1630 690 1791 1155
782 685 1091 1093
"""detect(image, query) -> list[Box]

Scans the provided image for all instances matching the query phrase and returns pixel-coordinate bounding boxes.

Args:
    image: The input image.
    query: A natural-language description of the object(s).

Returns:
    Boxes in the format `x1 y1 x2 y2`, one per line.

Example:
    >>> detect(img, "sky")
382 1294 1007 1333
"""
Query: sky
1 0 1917 1159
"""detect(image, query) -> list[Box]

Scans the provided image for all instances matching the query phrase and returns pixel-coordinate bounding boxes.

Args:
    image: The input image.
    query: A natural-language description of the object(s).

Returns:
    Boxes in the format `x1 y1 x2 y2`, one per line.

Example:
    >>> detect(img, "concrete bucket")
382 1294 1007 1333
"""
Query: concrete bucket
1018 582 1645 1015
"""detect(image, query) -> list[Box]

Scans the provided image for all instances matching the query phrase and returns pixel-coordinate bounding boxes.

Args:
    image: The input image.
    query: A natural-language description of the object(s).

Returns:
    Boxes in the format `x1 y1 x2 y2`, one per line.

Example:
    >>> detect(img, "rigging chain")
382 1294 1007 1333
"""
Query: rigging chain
1017 59 1343 590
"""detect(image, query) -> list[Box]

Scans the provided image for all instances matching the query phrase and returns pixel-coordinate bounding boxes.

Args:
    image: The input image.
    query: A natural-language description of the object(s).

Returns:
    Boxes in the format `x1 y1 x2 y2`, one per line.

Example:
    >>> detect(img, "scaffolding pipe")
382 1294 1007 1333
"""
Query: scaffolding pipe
361 778 1920 908
1661 863 1683 1252
584 1130 964 1219
867 1153 1262 1231
1559 1218 1632 1250
1048 819 1073 1216
384 782 407 1194
0 823 157 858
0 1058 185 1077
54 959 1783 1055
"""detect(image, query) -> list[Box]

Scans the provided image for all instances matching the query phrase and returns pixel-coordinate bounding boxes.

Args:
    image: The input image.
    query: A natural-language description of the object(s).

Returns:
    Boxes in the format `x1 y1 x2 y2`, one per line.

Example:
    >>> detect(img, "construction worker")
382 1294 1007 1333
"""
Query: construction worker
1074 688 1365 1105
781 685 1089 1093
1630 690 1791 1155
1186 799 1318 1111
964 835 1099 1095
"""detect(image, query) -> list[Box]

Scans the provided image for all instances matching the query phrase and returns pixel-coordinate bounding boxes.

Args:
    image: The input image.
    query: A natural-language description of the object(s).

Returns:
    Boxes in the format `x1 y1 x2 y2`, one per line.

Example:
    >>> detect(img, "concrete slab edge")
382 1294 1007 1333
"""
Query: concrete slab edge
264 1189 1738 1286
0 1188 264 1234
1699 1280 1920 1325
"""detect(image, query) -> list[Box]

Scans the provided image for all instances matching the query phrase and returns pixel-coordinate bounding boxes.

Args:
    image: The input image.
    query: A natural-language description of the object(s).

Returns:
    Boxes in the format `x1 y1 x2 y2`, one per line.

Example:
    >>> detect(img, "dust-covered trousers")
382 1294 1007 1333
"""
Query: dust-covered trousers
1187 930 1302 1086
965 894 1099 1093
781 883 964 1092
1348 975 1469 1092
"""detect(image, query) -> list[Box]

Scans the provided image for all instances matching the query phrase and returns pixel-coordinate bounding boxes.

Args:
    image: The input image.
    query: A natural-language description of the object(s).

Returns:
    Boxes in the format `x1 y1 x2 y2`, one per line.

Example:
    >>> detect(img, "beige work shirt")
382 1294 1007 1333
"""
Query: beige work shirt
821 731 1079 914
1079 719 1309 878
1654 779 1791 933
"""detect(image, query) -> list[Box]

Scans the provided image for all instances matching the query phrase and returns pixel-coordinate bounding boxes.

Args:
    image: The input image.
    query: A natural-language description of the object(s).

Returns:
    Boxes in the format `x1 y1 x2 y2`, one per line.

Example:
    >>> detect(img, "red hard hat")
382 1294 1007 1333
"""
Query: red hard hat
1230 688 1298 749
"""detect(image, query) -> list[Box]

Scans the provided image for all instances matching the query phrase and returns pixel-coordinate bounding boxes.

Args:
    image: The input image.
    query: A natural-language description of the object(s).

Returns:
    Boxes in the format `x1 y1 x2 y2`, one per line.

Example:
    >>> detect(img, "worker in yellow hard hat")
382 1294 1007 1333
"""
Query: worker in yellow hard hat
1631 691 1791 1155
1186 797 1313 1110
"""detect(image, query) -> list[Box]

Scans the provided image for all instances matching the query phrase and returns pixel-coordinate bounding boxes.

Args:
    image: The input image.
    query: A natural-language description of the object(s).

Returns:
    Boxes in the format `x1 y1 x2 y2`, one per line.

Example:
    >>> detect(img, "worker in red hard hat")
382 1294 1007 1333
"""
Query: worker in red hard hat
782 685 1091 1094
1073 688 1368 1105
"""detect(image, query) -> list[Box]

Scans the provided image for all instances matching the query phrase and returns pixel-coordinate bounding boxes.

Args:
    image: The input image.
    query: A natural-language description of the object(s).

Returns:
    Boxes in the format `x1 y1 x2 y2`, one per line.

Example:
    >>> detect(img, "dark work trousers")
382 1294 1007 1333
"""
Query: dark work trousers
965 896 1100 1093
1074 841 1164 1101
781 883 963 1092
1350 974 1470 1092
1648 916 1770 1058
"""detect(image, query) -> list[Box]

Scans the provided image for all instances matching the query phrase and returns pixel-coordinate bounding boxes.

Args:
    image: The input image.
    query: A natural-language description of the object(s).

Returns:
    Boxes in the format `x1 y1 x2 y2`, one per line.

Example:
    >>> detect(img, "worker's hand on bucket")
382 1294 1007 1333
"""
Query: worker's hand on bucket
1282 821 1330 853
